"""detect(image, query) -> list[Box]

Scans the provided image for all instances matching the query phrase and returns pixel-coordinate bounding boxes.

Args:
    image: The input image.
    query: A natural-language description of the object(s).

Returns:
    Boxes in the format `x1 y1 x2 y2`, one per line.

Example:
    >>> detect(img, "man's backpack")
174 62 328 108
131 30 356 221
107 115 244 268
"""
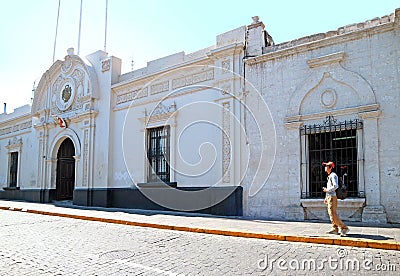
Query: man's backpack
336 181 347 200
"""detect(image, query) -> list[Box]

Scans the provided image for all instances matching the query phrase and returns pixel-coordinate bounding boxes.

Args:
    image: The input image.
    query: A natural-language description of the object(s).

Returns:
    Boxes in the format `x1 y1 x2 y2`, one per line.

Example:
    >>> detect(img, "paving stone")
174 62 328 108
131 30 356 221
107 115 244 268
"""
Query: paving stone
1 208 400 275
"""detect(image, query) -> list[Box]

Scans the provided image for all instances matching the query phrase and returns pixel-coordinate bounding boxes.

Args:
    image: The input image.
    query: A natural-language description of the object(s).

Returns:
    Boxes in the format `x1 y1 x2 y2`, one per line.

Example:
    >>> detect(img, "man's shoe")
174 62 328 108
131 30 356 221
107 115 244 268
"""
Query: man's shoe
326 229 339 235
341 228 350 237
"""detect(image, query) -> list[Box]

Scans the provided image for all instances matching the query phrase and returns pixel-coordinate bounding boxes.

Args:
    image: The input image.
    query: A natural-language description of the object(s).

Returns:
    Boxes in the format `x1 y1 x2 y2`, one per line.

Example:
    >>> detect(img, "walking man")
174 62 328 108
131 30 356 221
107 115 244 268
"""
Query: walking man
322 161 349 236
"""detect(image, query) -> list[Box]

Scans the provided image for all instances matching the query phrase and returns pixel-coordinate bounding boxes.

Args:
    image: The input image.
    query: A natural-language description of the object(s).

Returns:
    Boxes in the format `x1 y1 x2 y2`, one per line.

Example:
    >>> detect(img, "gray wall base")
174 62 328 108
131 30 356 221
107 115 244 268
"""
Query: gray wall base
73 187 243 216
0 189 56 203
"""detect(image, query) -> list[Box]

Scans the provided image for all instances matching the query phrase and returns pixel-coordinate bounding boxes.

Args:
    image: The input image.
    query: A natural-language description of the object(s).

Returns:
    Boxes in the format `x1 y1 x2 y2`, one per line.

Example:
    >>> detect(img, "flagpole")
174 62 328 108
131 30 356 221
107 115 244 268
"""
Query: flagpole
53 0 61 63
104 0 108 52
78 0 83 55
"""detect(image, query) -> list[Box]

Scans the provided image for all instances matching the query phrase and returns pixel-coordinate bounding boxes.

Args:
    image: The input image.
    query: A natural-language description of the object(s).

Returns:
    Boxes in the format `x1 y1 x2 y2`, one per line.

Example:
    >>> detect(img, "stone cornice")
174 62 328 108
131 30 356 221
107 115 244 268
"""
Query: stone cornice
359 110 382 119
285 104 380 124
284 121 304 130
245 21 396 65
247 21 265 30
307 52 346 68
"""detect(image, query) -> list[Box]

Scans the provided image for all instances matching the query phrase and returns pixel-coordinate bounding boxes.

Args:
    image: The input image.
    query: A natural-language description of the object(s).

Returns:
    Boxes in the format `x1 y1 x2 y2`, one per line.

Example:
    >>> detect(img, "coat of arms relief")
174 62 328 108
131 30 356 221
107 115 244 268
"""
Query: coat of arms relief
62 84 72 103
52 68 86 114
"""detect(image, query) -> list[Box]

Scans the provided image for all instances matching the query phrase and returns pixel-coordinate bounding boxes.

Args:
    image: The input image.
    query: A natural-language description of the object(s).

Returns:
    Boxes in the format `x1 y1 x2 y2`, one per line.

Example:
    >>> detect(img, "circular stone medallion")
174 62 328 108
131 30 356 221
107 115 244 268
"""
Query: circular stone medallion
321 89 337 108
57 82 75 111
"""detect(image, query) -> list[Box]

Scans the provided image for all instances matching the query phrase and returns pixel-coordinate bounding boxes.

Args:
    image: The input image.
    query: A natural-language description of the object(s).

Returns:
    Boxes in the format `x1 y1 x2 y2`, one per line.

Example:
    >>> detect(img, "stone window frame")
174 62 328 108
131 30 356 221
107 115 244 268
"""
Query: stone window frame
284 51 384 221
138 103 178 184
299 116 365 199
5 137 22 189
286 108 381 221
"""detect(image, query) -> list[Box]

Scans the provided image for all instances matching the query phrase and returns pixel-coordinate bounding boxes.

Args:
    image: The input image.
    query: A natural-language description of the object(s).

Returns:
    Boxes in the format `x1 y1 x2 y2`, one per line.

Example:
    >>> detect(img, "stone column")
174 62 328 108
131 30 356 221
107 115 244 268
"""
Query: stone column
360 110 387 223
284 121 306 221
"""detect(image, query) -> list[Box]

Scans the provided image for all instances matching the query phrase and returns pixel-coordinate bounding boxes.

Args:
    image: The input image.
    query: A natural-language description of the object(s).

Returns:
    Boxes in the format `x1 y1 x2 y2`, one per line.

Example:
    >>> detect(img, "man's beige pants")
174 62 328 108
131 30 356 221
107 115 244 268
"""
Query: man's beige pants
326 195 347 230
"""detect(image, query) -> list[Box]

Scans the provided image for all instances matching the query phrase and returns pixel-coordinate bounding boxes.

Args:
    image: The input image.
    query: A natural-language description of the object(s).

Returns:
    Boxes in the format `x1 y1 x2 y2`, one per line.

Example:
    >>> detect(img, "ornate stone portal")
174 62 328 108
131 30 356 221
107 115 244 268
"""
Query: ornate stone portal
29 48 99 201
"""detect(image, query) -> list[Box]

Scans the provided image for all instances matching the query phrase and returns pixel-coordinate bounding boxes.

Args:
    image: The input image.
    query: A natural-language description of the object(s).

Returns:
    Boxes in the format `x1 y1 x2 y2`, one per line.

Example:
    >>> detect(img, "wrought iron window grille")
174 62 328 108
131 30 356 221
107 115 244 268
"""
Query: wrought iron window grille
300 115 365 199
147 126 170 183
9 152 18 187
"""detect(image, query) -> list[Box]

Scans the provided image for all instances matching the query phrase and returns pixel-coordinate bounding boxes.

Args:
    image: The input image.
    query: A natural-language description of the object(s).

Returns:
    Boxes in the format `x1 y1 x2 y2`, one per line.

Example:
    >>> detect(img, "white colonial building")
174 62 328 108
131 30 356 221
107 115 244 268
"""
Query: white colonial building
1 9 399 223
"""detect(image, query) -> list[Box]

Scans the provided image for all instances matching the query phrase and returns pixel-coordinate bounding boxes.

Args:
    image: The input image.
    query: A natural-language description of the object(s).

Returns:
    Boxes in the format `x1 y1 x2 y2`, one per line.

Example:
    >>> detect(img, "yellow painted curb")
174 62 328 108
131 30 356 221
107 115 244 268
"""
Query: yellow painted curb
339 239 368 248
367 241 398 250
285 235 309 243
204 229 234 236
285 235 334 245
172 226 192 232
260 233 286 241
243 232 281 240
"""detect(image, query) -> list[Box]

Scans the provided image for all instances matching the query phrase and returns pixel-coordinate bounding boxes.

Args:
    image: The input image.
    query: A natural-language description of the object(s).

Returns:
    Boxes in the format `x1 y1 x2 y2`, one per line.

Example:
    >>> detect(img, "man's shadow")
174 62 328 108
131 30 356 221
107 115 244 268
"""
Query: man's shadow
346 233 391 241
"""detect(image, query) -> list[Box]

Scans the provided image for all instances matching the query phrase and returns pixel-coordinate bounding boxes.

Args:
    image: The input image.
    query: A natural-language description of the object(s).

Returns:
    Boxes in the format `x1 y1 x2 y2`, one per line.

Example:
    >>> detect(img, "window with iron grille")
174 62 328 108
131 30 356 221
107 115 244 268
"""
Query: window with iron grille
147 126 170 183
9 152 18 187
301 116 364 199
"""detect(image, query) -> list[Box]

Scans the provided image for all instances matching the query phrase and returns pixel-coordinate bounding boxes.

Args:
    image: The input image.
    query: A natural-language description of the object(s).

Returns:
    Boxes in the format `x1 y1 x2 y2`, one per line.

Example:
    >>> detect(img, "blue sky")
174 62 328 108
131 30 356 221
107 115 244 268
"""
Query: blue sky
0 0 399 113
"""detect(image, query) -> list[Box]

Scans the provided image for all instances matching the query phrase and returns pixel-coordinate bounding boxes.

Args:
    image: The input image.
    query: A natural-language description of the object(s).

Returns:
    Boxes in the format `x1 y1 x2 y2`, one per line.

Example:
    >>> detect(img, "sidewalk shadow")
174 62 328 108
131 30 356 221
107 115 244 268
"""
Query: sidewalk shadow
346 233 391 241
52 200 231 219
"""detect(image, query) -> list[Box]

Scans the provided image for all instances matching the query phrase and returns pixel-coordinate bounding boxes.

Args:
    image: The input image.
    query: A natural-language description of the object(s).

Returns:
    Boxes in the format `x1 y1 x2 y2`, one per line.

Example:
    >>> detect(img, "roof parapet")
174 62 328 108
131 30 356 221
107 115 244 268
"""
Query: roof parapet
263 10 396 55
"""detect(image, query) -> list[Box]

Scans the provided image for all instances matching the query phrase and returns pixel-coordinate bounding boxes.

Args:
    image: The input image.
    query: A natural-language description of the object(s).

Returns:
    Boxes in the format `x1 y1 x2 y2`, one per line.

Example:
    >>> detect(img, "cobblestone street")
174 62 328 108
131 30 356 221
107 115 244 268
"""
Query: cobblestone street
1 210 399 275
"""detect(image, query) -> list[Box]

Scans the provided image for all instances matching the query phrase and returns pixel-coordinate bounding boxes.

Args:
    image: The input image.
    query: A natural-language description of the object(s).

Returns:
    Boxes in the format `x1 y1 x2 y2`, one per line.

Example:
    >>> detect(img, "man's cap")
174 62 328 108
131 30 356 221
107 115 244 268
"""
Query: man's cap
322 161 335 168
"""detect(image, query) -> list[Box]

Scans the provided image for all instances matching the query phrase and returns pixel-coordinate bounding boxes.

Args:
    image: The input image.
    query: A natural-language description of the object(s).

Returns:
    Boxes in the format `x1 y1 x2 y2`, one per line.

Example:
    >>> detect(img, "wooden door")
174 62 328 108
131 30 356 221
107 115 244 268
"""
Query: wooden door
56 138 75 200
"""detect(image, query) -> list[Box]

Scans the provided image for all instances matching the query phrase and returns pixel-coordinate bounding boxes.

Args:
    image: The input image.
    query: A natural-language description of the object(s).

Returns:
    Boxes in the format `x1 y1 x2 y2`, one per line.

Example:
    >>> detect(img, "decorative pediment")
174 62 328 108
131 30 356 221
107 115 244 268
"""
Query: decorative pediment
32 48 98 118
139 102 178 124
151 102 177 116
5 137 22 150
299 72 361 115
286 52 377 123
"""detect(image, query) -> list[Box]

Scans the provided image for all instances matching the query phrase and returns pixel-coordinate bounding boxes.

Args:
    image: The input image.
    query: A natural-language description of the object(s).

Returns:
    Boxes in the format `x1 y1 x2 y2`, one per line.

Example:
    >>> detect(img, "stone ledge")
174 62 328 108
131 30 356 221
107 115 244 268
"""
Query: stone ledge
300 198 366 208
137 182 177 188
300 198 366 222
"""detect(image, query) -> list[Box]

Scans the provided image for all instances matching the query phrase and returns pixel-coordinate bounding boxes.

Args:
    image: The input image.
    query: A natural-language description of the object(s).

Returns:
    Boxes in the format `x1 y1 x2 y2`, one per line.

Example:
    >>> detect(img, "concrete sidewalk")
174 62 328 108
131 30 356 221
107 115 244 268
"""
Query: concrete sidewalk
0 199 399 251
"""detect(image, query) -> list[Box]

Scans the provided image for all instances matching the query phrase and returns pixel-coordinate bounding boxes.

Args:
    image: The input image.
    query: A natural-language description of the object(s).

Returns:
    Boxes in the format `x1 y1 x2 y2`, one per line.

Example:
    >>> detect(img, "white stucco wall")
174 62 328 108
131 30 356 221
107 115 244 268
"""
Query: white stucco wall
0 105 36 189
112 54 246 189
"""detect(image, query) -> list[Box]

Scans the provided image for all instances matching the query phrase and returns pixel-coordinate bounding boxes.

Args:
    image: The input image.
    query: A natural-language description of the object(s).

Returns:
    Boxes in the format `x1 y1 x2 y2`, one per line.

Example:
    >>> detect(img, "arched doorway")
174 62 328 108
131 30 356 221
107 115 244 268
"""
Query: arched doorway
56 138 75 200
